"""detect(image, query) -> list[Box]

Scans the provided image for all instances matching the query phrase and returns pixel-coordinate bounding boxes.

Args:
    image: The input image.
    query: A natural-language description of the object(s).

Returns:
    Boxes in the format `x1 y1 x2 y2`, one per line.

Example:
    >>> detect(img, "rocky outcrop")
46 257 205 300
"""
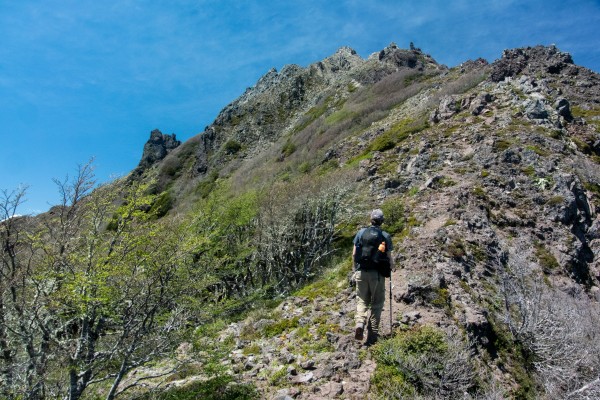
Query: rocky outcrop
490 45 576 82
188 44 443 177
136 129 181 172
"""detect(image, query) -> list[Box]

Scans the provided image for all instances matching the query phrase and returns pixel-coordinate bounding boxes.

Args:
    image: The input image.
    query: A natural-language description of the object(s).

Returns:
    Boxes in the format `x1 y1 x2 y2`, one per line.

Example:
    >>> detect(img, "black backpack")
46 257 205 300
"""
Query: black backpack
355 226 391 277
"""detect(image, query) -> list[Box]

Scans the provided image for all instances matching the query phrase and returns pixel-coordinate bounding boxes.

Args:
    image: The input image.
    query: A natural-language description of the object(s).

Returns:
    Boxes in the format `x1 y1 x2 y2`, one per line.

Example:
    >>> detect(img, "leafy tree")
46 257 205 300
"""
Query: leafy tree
1 163 187 400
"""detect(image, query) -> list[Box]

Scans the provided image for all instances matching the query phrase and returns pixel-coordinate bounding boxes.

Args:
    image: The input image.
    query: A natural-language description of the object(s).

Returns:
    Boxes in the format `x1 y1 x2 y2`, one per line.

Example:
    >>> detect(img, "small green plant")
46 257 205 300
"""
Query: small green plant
571 105 600 132
242 344 261 356
468 242 488 263
534 242 560 271
446 240 466 260
522 165 536 177
546 196 565 206
269 366 288 387
526 145 549 157
430 288 451 309
534 177 550 190
263 317 300 338
368 117 429 152
140 375 258 400
345 151 373 168
381 196 407 235
443 218 457 227
281 140 296 157
407 186 419 196
548 130 563 139
493 139 511 152
438 176 456 187
298 161 312 174
472 186 488 200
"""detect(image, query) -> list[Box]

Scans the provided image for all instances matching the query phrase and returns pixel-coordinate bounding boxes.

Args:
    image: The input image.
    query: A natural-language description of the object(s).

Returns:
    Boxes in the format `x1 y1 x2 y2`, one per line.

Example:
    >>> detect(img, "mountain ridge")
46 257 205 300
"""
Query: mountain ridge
3 41 599 399
122 43 600 397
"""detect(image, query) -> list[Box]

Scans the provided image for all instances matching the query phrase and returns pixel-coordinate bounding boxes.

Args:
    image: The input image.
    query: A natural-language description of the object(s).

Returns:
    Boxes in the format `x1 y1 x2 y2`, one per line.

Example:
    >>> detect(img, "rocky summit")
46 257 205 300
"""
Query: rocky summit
3 43 600 400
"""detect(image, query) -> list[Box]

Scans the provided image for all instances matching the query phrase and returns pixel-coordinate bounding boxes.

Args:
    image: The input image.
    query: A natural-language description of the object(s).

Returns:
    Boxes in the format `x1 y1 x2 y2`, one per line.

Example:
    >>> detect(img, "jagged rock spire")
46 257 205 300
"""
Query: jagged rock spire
137 129 181 171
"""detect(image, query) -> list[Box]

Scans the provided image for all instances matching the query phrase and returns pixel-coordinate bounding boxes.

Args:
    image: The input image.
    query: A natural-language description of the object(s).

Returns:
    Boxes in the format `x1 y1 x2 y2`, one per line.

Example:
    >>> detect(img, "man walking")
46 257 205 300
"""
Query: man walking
352 209 393 345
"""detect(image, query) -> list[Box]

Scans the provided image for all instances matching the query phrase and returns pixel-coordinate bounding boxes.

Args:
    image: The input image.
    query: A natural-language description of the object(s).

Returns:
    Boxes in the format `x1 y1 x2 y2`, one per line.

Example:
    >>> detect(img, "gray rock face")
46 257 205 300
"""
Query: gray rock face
525 99 549 120
554 97 573 121
137 129 181 171
490 45 575 82
186 44 444 176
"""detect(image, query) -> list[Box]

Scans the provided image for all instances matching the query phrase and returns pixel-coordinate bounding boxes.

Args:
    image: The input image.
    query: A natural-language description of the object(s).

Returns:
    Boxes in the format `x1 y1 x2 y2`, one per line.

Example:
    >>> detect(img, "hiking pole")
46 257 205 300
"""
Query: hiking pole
389 270 393 336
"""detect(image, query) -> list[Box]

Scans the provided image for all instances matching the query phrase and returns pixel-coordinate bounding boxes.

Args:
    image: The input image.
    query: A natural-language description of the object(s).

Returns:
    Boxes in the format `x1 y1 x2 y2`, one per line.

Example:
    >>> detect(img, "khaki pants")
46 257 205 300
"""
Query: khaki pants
355 269 386 334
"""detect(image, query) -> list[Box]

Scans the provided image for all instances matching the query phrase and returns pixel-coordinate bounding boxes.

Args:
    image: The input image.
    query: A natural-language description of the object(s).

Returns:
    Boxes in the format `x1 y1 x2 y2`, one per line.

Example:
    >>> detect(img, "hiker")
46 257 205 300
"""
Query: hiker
352 209 393 345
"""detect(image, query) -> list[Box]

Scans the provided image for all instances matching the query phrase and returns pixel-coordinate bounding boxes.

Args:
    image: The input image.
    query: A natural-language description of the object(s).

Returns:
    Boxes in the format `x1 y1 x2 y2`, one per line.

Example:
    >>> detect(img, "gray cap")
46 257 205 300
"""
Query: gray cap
370 209 384 221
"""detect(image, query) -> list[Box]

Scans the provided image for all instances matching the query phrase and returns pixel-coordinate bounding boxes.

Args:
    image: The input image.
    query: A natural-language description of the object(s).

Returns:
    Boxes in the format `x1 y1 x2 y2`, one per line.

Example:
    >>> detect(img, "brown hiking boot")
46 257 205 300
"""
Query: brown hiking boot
354 326 364 340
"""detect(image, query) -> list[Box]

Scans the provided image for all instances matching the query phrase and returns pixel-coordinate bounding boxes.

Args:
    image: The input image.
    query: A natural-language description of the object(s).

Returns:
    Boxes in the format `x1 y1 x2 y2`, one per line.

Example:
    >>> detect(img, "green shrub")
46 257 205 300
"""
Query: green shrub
281 140 296 157
269 367 288 387
161 156 183 177
522 165 536 177
223 140 242 155
381 196 406 235
298 161 312 174
141 375 257 400
493 139 511 152
242 344 261 356
149 190 173 218
546 196 565 206
472 186 488 200
368 117 428 152
446 240 466 260
371 326 475 398
430 288 451 309
525 145 549 157
534 242 559 271
371 364 416 398
263 317 300 338
379 326 447 356
572 137 593 154
371 326 448 394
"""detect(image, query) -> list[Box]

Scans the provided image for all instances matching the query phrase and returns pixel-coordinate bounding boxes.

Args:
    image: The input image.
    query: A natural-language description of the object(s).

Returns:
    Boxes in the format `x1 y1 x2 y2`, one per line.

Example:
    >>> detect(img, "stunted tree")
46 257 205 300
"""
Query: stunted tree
501 253 600 399
0 163 187 400
0 185 37 398
254 175 352 292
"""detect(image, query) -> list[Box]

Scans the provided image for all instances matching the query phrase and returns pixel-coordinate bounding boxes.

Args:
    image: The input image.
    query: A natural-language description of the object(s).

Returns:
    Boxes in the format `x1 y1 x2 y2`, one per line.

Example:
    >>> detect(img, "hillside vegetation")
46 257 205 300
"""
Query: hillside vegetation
2 43 600 399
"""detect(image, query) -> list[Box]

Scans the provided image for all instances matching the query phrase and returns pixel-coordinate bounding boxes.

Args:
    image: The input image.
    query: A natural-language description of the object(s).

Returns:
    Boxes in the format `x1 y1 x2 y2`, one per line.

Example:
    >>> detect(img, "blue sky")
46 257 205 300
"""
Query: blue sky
1 0 599 214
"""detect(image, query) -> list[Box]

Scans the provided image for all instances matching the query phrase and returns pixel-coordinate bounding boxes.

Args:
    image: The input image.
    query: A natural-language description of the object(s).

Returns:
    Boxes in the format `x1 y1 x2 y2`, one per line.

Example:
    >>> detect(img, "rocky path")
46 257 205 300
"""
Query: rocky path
213 282 402 399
